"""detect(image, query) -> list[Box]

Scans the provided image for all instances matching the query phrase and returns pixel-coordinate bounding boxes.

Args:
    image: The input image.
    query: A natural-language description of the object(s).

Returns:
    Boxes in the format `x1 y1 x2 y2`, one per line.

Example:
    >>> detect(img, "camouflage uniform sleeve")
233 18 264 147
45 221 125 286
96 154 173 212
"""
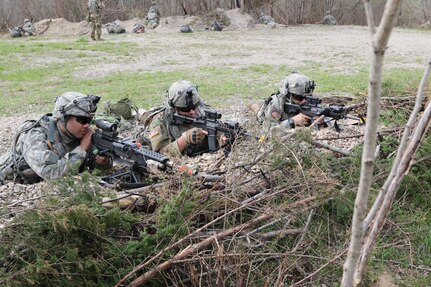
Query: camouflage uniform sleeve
265 95 283 122
149 118 183 158
21 129 88 180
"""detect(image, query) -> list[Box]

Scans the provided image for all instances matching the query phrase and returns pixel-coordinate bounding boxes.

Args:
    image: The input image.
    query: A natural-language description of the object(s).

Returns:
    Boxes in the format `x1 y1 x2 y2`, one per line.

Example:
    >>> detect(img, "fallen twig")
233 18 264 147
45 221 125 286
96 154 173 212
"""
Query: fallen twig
312 140 350 156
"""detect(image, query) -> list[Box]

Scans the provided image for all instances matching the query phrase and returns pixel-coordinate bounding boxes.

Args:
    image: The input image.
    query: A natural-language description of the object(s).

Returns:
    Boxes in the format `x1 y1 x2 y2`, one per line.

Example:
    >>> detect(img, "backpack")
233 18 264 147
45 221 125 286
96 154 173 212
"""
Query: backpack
103 98 139 120
10 27 22 37
106 21 126 34
180 24 192 33
0 119 41 184
256 94 277 123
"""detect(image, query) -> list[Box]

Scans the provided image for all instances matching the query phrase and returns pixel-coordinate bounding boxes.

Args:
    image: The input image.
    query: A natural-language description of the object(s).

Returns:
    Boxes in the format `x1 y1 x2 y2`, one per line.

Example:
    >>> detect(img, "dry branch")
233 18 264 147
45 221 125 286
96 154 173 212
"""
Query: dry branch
128 213 273 286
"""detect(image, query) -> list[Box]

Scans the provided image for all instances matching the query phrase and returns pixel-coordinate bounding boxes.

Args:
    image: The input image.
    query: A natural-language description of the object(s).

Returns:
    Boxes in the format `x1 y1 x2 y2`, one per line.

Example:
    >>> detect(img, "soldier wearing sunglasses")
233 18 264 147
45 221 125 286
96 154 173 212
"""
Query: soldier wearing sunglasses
145 80 225 158
256 72 322 129
0 92 112 185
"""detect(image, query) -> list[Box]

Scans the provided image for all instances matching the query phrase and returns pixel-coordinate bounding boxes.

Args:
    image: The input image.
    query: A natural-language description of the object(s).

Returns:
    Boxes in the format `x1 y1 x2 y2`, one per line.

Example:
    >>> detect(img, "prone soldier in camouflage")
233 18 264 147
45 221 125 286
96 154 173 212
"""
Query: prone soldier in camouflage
106 20 126 34
256 72 318 129
87 0 105 40
145 80 223 158
318 11 337 25
10 18 35 37
0 92 112 185
21 18 35 36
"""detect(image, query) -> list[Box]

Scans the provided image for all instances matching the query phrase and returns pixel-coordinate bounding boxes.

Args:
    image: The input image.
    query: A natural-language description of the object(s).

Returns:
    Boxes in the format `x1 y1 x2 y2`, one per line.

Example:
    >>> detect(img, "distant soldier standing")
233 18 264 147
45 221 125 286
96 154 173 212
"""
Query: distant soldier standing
87 0 104 41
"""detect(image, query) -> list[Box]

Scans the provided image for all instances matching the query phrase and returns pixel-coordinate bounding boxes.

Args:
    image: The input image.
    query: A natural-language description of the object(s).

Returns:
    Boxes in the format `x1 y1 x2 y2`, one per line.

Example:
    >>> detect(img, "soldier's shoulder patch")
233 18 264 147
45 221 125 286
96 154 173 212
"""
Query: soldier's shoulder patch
149 128 160 139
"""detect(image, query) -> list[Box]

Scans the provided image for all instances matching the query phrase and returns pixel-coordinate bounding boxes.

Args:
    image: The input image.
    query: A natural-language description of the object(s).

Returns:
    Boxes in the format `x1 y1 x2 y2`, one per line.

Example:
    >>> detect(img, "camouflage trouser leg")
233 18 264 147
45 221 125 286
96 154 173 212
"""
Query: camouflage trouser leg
90 13 102 40
90 21 96 40
96 21 102 40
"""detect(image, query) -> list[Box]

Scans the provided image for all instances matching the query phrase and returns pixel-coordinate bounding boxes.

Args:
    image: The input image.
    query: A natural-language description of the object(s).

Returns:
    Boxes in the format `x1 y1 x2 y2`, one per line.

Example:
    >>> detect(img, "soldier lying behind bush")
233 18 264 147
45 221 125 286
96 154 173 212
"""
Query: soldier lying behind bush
0 92 112 185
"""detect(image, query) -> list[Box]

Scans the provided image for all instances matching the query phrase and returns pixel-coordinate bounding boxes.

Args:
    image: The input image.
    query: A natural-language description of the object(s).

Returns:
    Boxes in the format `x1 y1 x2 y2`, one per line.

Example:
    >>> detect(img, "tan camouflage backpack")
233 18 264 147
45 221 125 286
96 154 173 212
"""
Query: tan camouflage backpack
103 98 139 121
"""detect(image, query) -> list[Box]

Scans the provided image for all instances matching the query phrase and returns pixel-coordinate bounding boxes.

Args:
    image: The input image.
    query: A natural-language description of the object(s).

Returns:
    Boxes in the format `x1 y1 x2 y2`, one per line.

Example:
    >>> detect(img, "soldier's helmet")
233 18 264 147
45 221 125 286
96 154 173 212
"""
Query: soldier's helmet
326 11 331 15
166 80 202 109
53 92 100 120
279 72 315 97
24 18 30 23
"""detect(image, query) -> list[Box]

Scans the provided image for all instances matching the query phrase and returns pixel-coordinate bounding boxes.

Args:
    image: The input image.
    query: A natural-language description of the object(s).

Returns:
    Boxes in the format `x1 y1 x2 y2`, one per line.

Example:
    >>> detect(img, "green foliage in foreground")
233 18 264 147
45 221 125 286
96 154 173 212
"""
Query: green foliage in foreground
0 174 199 286
0 134 430 286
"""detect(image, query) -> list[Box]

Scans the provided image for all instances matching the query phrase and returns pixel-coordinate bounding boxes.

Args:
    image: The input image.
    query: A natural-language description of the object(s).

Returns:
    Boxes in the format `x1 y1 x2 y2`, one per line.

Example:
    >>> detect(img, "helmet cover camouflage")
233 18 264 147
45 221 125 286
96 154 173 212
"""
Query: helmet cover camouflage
24 18 30 23
279 72 315 97
53 92 100 120
167 80 201 108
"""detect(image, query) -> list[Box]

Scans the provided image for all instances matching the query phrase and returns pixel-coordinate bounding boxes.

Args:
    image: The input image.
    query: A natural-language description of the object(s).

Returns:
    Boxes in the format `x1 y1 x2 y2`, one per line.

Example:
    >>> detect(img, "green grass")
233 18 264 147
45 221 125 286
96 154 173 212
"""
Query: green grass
0 36 426 115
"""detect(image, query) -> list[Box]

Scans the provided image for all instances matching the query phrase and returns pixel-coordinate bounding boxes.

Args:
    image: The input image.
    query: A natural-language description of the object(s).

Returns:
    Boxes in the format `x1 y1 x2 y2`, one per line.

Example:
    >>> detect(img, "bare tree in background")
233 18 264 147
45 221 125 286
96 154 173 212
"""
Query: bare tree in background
342 0 431 285
422 0 431 23
1 0 428 31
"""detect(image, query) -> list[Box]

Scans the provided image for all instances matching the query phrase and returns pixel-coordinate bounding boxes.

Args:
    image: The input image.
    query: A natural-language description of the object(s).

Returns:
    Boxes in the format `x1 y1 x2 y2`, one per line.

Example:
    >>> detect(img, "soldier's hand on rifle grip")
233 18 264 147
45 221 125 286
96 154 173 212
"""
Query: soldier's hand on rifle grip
292 113 311 126
180 128 207 145
95 154 110 165
218 134 228 147
313 115 325 125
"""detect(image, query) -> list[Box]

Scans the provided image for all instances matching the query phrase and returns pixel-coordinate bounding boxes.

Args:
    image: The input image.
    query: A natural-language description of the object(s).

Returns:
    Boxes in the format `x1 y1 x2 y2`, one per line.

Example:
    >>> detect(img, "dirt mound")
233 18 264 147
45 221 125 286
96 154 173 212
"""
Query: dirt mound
224 8 256 30
30 9 256 36
35 18 91 36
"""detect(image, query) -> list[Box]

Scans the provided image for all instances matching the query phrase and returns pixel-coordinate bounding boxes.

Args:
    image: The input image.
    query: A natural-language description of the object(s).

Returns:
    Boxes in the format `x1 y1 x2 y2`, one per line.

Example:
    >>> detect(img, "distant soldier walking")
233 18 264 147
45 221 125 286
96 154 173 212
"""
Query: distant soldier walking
87 0 104 41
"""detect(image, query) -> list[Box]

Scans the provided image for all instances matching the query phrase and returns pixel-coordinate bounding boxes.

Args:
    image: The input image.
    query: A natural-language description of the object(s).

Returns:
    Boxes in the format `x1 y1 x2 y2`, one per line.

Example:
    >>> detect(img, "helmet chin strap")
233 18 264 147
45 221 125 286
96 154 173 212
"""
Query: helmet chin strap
58 116 79 141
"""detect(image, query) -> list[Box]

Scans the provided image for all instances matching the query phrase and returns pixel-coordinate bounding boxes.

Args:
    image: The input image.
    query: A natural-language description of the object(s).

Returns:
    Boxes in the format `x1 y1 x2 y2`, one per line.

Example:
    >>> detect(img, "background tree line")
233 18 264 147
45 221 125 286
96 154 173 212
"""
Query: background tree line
1 0 430 32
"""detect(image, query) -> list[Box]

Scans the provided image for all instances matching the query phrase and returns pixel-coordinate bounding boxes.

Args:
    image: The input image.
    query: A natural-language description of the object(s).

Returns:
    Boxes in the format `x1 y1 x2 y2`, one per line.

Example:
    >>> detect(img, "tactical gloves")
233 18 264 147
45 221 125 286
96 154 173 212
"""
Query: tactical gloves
180 128 206 145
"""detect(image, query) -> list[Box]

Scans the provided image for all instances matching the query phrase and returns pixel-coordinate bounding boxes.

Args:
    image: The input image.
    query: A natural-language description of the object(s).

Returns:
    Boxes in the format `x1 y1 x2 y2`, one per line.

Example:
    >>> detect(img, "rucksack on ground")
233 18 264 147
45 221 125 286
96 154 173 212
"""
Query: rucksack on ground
103 98 139 120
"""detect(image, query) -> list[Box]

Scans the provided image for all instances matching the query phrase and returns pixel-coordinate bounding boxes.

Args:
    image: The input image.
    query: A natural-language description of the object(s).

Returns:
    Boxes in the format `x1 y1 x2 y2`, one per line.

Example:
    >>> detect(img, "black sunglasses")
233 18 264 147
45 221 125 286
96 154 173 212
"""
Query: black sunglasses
291 94 305 101
75 116 93 125
177 105 197 113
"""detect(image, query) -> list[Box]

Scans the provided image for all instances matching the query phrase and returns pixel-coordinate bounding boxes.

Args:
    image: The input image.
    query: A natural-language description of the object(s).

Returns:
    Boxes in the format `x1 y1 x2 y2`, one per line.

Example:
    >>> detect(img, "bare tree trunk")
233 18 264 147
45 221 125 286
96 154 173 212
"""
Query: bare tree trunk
355 58 431 281
364 60 429 229
341 0 403 286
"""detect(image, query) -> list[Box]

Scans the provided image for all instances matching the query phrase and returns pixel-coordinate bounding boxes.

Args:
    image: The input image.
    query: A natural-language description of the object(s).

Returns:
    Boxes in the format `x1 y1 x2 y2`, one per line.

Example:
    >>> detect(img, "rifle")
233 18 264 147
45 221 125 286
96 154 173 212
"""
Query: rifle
284 98 363 131
168 108 249 154
92 119 172 188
